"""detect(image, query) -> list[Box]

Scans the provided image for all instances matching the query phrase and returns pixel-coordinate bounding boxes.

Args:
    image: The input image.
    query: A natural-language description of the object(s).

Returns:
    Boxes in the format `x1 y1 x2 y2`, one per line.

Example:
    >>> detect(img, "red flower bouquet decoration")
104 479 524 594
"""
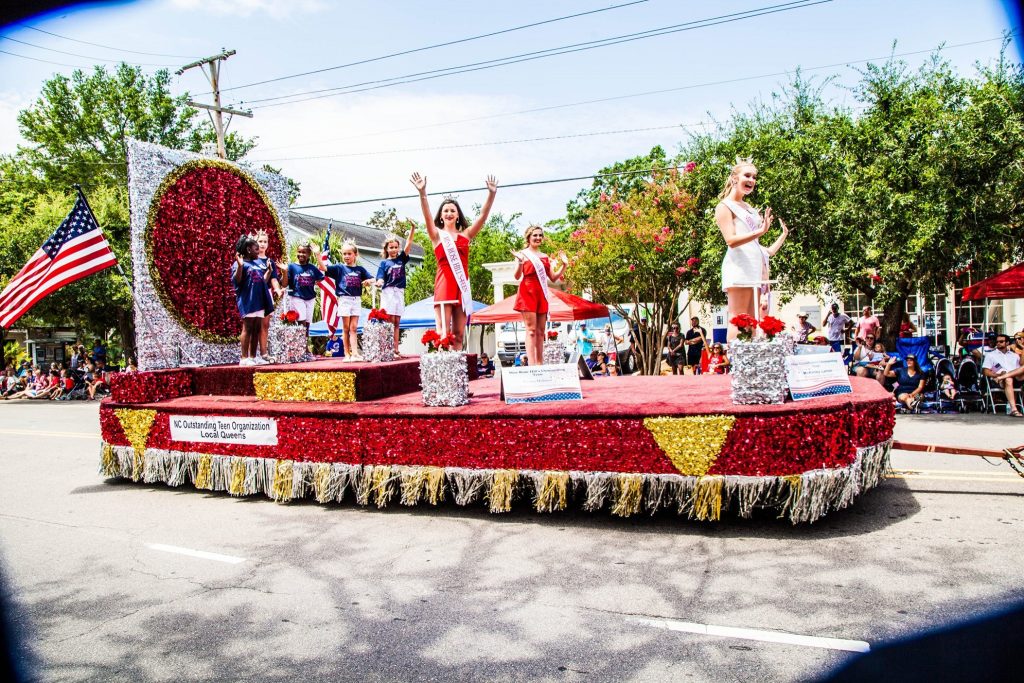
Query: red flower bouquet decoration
421 329 443 352
730 314 758 341
280 310 301 325
546 330 559 340
758 315 786 340
437 334 456 351
368 308 391 323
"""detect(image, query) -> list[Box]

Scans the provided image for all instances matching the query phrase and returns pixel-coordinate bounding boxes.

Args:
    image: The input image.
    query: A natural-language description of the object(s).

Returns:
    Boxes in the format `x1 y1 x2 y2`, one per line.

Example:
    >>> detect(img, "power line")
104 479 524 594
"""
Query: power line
251 124 687 163
291 165 685 210
22 25 200 59
241 0 832 109
220 0 650 94
253 34 1007 155
0 47 83 68
0 35 179 67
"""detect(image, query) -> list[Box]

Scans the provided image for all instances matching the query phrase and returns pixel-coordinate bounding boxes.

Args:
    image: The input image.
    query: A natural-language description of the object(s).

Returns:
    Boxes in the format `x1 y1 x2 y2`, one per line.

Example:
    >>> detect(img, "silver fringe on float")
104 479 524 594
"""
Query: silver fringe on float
99 440 892 524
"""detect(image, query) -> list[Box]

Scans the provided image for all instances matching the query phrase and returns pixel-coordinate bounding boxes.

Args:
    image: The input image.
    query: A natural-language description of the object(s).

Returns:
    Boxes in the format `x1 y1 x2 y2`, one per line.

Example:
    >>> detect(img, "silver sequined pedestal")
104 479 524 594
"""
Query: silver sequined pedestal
420 351 469 407
362 322 396 363
542 341 567 365
268 324 309 364
729 337 790 405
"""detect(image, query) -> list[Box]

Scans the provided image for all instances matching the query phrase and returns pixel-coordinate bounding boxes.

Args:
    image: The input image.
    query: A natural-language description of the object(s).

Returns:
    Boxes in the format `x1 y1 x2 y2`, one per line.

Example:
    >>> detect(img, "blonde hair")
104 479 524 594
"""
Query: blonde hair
523 224 543 241
380 235 401 258
718 162 757 199
341 240 358 256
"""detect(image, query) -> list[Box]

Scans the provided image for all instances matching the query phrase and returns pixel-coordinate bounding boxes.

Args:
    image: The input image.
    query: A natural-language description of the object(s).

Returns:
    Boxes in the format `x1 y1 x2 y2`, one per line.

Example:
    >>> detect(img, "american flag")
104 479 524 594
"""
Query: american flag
317 223 339 334
0 193 118 329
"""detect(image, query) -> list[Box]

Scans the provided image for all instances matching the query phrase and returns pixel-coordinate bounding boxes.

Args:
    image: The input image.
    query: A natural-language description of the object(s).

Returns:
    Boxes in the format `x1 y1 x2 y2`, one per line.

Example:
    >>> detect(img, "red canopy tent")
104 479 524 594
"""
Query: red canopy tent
470 289 609 323
961 262 1024 301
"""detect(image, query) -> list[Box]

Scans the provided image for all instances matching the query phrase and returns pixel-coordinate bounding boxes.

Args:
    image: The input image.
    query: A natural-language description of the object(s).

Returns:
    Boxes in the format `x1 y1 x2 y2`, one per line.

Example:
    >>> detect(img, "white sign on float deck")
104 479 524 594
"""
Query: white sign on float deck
501 365 583 404
169 415 278 445
785 353 853 401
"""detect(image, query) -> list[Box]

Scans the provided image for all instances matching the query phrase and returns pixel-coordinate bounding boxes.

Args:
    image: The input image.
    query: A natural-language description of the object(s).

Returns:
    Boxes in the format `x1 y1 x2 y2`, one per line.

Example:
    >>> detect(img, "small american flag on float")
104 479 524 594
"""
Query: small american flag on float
317 223 339 334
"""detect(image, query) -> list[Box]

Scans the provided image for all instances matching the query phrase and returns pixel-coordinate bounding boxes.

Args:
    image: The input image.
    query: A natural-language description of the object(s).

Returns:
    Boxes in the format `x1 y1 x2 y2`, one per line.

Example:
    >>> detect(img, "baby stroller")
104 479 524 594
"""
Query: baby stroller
63 368 90 401
923 357 959 413
953 358 986 413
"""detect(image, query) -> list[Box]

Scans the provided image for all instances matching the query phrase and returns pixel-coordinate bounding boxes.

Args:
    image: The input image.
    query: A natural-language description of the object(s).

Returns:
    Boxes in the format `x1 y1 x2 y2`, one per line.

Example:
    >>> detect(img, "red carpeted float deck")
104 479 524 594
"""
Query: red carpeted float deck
98 358 895 522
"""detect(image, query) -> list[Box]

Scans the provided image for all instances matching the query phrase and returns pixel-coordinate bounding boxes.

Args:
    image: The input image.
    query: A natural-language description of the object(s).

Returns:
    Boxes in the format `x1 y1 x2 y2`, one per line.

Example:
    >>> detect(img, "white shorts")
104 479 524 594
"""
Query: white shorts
380 287 405 316
289 297 316 323
338 295 361 318
244 310 264 319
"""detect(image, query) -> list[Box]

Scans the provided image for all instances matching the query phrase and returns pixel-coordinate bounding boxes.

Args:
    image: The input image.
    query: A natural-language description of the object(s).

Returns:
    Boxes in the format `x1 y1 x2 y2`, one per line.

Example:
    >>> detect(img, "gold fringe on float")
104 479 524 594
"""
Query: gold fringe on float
96 440 892 524
487 469 518 513
611 474 644 517
692 476 725 521
194 453 213 490
271 459 293 502
533 471 569 512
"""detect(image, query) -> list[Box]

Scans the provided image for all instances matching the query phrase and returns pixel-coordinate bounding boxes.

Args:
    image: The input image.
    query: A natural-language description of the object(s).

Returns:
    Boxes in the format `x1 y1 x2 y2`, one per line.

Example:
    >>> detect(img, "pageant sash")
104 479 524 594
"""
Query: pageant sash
522 249 551 305
439 231 472 315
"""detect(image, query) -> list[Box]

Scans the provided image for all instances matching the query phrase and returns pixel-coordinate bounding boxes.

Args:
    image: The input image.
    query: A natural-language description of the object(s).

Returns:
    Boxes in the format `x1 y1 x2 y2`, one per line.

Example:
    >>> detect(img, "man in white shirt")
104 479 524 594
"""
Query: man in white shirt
983 334 1022 416
823 303 852 353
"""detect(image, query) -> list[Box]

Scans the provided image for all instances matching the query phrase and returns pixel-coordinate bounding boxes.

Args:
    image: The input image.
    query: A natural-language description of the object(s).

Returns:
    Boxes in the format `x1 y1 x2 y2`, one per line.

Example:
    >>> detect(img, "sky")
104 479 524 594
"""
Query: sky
0 0 1020 228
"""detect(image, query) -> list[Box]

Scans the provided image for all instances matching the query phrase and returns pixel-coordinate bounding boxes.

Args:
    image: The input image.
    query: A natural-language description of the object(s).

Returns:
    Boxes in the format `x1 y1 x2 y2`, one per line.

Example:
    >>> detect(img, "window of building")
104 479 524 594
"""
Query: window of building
954 272 1003 337
906 293 948 349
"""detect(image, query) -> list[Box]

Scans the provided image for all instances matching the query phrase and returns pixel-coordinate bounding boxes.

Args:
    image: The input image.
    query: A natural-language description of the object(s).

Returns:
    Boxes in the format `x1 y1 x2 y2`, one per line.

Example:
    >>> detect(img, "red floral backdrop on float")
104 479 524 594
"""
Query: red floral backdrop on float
146 162 285 342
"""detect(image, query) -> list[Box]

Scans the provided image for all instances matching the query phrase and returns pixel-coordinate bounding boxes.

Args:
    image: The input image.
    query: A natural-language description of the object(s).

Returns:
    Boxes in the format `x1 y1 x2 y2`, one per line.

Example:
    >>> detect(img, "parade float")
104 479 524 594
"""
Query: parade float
100 140 893 524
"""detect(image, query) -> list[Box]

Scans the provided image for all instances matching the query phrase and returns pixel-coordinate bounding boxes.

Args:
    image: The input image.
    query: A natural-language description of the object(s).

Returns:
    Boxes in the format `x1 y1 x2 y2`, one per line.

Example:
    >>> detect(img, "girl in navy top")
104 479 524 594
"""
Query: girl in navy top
232 235 276 366
325 241 374 361
255 230 283 363
281 243 325 330
375 227 417 357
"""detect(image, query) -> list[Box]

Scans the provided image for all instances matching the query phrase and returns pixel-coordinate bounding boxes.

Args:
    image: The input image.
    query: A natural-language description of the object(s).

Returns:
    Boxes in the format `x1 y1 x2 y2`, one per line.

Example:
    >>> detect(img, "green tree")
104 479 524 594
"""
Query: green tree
0 62 299 355
833 49 1024 340
563 145 671 226
564 169 704 375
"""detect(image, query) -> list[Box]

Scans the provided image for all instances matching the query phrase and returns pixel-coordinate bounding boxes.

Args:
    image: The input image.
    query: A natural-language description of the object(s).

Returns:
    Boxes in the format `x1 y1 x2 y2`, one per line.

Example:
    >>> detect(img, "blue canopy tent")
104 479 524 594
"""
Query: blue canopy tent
307 296 489 336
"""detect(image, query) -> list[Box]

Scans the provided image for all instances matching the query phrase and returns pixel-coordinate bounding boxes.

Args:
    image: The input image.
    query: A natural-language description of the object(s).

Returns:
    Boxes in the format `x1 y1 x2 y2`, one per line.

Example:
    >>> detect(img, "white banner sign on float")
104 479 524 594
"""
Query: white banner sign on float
785 353 852 401
501 365 583 404
169 415 278 445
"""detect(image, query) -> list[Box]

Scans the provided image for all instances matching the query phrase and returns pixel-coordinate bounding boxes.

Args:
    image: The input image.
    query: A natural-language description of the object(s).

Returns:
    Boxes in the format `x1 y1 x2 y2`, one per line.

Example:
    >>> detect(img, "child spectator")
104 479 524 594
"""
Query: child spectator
477 353 495 378
707 344 730 374
325 334 344 358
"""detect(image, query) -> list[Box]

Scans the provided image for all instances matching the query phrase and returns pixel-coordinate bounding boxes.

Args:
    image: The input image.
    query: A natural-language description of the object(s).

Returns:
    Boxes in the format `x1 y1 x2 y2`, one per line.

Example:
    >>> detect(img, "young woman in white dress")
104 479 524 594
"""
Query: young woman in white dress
715 160 790 340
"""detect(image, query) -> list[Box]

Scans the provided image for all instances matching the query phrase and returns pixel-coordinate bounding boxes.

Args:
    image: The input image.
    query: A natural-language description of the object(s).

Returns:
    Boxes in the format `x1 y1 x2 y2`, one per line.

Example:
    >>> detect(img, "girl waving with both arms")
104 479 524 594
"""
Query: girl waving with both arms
512 224 568 366
411 172 497 350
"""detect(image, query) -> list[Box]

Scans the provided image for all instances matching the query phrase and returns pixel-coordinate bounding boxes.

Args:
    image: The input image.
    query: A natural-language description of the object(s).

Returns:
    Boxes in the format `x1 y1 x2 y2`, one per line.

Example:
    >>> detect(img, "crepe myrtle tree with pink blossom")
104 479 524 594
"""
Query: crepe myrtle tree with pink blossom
561 165 704 375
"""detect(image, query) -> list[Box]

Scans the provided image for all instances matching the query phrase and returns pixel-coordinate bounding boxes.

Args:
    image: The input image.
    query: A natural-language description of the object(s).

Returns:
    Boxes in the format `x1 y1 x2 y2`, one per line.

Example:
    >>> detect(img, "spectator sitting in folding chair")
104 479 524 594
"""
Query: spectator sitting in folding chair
882 354 926 411
983 334 1023 417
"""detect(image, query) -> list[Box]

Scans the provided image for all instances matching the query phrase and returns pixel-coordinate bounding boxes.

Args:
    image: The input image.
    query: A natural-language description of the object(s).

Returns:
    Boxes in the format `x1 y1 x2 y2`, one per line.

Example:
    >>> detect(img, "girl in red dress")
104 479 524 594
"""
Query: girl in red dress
513 225 567 366
411 171 498 351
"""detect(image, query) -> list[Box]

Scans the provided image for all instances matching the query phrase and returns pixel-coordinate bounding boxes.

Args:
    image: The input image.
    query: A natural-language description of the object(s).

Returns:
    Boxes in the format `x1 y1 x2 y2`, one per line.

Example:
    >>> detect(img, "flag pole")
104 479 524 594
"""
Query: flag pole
73 184 176 369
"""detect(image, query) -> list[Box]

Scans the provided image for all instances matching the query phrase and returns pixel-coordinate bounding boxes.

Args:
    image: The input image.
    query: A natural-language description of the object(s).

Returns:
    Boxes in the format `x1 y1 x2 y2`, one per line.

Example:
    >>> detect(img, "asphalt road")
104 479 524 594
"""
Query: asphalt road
0 401 1021 682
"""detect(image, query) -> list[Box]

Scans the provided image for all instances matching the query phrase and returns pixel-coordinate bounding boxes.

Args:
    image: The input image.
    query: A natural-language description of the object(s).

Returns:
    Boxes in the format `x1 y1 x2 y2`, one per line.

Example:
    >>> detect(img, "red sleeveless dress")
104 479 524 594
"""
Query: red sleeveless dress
514 255 549 314
433 233 470 305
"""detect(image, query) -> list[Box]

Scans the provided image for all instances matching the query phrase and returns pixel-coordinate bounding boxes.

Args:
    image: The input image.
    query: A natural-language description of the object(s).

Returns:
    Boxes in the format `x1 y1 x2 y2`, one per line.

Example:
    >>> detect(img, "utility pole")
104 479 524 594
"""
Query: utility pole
176 48 252 159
